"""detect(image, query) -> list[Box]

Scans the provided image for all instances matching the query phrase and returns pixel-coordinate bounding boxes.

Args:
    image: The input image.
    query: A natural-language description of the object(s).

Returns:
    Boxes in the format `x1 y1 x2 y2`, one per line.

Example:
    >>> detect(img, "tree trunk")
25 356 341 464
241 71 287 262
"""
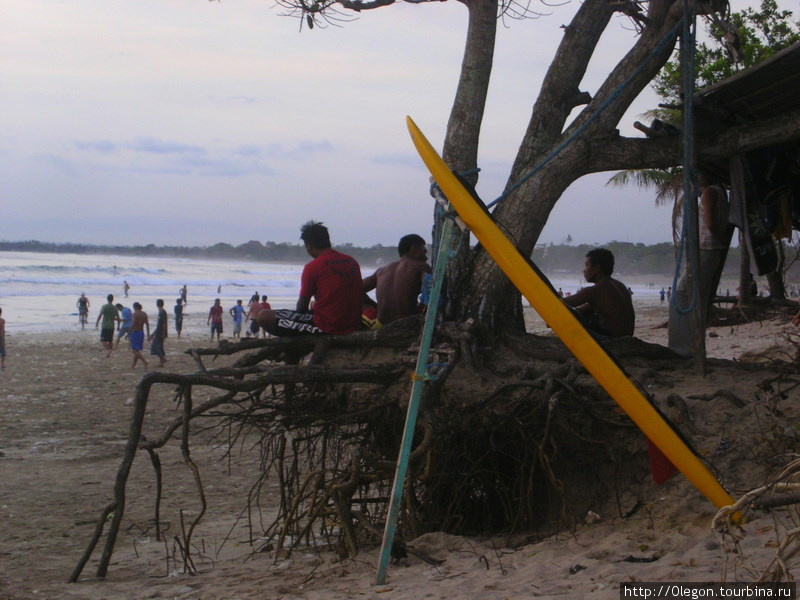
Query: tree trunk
454 0 682 331
767 240 787 300
438 0 498 320
420 0 798 333
738 230 753 305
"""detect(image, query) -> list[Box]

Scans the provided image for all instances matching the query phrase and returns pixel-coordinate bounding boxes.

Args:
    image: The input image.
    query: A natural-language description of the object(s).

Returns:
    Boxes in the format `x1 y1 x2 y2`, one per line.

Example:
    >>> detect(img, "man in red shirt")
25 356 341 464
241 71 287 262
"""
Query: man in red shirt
207 298 224 341
246 297 262 337
258 221 362 336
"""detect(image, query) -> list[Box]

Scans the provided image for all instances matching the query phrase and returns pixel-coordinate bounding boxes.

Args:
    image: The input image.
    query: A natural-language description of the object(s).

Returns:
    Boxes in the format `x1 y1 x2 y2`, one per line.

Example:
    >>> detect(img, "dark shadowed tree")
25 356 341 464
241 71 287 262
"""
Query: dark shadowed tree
609 0 799 301
281 0 800 333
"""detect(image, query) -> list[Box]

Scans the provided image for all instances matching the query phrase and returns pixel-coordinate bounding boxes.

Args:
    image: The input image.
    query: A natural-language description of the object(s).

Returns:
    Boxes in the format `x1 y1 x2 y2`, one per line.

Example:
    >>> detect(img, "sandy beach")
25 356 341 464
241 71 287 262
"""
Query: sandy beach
2 299 800 599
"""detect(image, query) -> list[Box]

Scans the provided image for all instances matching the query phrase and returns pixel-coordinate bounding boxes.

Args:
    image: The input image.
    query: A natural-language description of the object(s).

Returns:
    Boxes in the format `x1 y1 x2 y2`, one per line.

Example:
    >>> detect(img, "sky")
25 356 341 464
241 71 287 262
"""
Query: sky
0 1 766 248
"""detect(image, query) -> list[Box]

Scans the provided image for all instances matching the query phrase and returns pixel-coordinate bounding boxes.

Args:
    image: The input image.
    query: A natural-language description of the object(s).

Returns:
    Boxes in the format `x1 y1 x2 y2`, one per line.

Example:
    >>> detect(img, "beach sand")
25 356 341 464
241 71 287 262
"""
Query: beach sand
2 300 800 599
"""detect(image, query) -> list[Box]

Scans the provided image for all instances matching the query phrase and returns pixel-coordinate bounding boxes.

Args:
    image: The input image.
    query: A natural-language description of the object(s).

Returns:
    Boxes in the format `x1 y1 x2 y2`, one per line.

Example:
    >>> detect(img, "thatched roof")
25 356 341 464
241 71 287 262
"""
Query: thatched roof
695 41 800 123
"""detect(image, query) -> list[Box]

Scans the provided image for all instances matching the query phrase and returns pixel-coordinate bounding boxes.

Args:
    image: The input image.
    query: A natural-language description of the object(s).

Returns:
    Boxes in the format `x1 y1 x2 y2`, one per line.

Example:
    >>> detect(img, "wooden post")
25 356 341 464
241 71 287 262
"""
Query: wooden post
681 0 706 375
375 213 456 585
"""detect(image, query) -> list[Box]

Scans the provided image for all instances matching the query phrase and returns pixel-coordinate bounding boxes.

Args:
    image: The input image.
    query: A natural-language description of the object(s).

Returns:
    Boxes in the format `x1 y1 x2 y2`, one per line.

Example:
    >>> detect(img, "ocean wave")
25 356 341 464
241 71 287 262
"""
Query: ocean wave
0 252 304 330
0 264 164 275
0 275 301 288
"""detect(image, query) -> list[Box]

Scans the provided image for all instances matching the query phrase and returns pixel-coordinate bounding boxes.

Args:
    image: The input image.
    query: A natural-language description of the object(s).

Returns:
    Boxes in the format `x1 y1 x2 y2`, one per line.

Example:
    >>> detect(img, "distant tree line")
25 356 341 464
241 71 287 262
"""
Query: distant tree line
532 241 737 277
0 239 399 266
535 240 800 286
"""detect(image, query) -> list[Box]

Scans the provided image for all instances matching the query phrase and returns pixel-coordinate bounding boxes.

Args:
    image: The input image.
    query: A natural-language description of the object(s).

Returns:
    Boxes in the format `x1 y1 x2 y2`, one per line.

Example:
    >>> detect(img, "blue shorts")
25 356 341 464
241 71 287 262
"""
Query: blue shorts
130 330 144 351
210 322 223 335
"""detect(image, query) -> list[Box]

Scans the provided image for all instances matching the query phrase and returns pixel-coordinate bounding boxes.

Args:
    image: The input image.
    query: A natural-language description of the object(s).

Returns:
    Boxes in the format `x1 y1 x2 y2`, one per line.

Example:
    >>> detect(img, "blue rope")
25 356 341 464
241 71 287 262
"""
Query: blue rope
486 18 685 210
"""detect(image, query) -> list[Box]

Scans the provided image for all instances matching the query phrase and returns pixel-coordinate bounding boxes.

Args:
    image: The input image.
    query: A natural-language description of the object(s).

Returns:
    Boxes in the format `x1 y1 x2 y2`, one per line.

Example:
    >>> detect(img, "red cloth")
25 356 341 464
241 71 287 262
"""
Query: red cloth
300 249 362 334
646 438 678 484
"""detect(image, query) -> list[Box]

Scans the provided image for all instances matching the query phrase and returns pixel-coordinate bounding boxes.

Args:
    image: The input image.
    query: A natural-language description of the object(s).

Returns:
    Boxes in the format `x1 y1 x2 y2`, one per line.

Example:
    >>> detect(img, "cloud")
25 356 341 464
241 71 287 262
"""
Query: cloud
371 153 423 168
74 138 206 156
64 137 337 177
222 95 264 104
74 140 117 154
125 138 207 156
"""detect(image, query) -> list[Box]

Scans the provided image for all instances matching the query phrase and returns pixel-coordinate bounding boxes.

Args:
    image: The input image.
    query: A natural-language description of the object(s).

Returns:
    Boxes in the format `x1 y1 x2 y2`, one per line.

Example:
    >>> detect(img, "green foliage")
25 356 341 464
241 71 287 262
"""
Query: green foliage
653 0 800 103
613 1 799 204
606 167 683 205
531 240 741 279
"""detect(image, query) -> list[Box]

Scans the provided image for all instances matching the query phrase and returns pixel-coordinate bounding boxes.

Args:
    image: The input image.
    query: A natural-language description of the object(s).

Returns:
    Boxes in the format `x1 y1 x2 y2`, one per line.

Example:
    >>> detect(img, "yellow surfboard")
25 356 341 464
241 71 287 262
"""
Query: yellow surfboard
407 116 736 513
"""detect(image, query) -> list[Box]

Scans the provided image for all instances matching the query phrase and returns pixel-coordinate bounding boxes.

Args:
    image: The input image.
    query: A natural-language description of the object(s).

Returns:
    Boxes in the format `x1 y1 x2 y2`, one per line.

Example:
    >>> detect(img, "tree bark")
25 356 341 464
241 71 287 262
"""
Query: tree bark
767 240 787 300
451 1 800 332
459 0 682 330
439 0 499 320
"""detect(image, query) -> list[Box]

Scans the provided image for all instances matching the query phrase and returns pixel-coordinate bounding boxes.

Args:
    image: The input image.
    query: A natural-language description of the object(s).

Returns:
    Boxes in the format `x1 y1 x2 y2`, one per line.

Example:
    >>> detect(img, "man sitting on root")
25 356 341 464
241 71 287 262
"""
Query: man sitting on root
257 221 363 336
563 247 634 339
362 233 432 327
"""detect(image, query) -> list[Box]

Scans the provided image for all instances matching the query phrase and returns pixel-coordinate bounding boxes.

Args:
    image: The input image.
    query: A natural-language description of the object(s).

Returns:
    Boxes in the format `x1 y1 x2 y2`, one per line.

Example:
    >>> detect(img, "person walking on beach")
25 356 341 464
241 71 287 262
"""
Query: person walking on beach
246 296 262 338
0 307 6 370
180 285 188 305
174 298 184 339
258 295 272 338
129 302 149 369
95 294 120 357
208 298 224 342
115 303 133 349
123 280 130 298
229 299 246 339
149 299 168 367
76 293 90 329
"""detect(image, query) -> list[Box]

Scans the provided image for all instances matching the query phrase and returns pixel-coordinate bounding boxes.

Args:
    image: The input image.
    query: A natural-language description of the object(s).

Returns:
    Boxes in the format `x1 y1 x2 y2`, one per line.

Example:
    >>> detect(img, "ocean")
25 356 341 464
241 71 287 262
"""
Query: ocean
0 251 310 333
0 250 671 335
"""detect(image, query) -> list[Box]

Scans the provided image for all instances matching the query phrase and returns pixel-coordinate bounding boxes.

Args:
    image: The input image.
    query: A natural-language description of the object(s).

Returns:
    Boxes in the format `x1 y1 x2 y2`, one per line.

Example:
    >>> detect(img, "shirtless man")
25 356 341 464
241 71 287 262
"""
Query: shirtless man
563 248 634 338
362 234 432 326
129 302 150 369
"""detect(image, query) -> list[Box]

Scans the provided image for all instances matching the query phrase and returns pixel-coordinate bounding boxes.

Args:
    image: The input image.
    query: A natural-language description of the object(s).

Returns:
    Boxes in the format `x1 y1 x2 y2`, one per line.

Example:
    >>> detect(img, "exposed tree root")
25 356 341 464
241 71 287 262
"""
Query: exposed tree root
71 323 668 581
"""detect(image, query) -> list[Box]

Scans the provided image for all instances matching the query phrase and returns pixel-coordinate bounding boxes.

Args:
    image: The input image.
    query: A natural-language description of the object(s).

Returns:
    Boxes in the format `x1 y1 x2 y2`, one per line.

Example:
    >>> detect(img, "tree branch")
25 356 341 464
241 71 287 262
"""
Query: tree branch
585 107 800 172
